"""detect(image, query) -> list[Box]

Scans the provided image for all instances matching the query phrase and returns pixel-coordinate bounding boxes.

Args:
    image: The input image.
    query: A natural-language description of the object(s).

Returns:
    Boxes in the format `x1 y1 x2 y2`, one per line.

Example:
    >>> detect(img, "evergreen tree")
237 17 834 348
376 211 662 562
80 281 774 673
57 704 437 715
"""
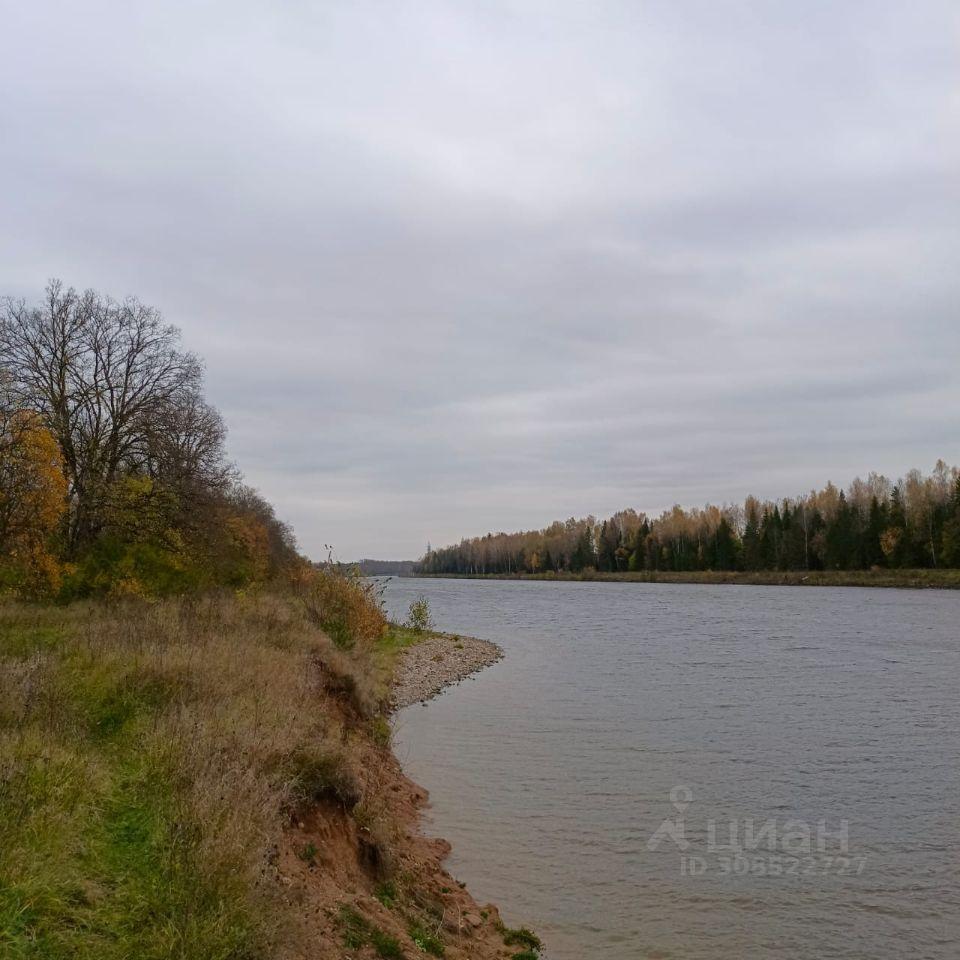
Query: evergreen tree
940 479 960 567
628 522 649 571
825 491 856 568
885 484 909 567
742 501 762 571
712 516 737 570
759 507 782 569
570 528 595 572
597 520 619 572
863 497 886 568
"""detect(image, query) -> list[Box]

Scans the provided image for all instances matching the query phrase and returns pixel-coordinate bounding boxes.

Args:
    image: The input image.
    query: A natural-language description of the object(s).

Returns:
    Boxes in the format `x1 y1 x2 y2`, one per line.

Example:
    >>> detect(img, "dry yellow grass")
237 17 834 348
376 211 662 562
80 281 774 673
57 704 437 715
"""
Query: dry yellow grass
1 574 533 960
0 589 390 959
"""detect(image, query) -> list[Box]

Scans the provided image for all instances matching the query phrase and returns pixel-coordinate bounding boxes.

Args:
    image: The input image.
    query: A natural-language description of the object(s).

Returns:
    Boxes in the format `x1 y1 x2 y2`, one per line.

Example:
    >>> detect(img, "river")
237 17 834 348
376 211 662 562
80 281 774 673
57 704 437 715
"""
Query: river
383 577 960 959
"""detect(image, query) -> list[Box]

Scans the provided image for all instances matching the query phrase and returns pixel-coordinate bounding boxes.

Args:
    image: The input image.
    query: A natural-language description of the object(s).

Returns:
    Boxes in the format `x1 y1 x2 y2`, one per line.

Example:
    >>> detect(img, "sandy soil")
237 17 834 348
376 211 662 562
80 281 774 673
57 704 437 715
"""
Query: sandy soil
273 632 520 959
277 751 518 959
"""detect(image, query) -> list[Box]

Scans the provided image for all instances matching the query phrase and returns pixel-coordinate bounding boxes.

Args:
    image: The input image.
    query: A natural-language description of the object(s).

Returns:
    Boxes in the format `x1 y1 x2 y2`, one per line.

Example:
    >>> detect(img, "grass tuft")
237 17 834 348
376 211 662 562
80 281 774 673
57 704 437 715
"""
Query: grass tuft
374 880 398 907
408 919 445 956
337 905 404 957
501 924 543 951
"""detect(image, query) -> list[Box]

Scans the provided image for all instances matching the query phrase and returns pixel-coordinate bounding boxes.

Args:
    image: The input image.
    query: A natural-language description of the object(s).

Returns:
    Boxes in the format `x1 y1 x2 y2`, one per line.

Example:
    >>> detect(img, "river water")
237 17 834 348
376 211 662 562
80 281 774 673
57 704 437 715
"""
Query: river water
383 578 960 960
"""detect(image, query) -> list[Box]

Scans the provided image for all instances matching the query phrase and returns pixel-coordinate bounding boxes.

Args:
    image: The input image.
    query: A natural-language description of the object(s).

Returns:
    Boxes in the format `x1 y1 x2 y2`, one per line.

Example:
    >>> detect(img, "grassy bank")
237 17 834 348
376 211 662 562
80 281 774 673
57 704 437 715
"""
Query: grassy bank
0 594 377 959
0 593 531 960
418 568 960 590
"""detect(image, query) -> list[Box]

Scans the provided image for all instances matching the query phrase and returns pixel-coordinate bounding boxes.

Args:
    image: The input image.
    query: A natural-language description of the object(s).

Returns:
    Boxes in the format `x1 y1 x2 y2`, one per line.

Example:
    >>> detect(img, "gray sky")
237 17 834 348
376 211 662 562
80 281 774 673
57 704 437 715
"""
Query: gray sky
2 1 958 560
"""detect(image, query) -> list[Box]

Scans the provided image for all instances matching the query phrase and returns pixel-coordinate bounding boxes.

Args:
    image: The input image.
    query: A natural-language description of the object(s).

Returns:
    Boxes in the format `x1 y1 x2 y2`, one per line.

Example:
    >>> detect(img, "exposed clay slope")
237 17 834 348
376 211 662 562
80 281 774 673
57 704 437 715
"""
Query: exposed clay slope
272 632 521 959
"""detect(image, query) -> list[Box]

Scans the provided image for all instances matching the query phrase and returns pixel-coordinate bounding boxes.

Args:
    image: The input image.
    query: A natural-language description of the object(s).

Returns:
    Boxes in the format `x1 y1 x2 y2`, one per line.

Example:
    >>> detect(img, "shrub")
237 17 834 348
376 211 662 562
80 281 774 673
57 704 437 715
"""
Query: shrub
58 537 201 600
283 747 361 809
370 927 403 958
406 594 434 633
501 925 543 951
300 564 387 649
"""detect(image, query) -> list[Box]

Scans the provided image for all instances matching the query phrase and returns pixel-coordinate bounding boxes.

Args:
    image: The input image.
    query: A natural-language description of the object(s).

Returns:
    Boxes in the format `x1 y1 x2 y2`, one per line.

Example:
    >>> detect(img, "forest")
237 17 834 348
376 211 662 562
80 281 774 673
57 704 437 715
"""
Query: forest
417 463 960 577
0 280 299 598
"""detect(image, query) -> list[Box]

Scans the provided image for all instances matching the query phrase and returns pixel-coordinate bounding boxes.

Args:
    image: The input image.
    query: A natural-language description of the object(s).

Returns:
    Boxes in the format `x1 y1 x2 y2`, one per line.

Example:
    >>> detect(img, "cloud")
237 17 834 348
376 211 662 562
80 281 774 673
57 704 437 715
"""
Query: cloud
2 1 958 557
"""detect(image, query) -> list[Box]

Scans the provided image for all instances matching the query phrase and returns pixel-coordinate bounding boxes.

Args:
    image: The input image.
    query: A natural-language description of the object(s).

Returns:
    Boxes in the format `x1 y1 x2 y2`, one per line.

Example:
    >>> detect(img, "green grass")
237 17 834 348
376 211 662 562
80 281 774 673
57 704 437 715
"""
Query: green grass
370 714 392 748
338 906 370 949
370 928 404 958
297 842 318 865
0 622 65 657
374 880 398 907
500 925 542 952
0 683 256 960
496 921 543 960
0 593 444 960
0 595 374 960
337 906 403 958
374 621 446 677
408 920 445 956
377 623 426 655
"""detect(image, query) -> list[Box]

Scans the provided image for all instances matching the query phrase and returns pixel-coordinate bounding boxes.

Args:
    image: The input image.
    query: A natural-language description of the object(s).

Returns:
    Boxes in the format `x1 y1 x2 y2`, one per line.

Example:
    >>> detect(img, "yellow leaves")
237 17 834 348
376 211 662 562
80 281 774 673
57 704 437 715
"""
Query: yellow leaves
106 576 153 601
3 413 67 534
0 413 67 595
297 565 387 649
226 514 272 583
101 475 179 544
14 543 64 596
879 527 902 559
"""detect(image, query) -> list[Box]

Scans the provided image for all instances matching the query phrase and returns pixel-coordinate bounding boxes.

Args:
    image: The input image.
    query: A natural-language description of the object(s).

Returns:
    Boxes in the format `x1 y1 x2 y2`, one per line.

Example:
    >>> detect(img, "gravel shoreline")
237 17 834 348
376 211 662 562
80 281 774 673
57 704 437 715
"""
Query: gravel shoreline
391 632 504 709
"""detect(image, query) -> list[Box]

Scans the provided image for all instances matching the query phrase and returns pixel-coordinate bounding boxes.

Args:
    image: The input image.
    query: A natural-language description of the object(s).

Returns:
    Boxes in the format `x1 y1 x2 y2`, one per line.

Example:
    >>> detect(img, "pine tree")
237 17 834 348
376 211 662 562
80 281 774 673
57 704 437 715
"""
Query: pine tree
759 507 781 569
825 491 856 568
884 484 908 567
940 478 960 567
713 517 737 570
741 501 762 571
864 497 886 568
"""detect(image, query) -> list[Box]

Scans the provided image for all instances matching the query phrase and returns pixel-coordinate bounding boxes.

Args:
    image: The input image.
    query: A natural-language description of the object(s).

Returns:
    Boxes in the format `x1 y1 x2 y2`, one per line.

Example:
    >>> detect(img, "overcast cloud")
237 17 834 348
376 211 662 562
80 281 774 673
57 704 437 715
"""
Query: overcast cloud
2 1 958 559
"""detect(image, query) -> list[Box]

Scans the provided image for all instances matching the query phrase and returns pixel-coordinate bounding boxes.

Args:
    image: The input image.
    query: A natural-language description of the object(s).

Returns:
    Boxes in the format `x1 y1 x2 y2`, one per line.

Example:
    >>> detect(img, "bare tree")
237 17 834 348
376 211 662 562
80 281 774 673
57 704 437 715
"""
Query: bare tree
145 388 232 493
1 280 205 553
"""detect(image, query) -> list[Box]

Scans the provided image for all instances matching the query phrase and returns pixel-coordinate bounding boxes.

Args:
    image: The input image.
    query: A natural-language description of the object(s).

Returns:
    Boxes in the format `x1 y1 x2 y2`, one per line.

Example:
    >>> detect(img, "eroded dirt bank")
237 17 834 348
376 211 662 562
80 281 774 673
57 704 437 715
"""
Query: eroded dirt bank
274 632 521 959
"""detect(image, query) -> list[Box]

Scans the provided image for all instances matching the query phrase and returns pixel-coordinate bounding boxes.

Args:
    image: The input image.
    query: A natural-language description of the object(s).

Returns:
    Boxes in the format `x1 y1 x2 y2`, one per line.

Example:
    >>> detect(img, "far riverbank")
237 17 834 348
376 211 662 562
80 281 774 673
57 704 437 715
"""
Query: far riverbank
416 568 960 590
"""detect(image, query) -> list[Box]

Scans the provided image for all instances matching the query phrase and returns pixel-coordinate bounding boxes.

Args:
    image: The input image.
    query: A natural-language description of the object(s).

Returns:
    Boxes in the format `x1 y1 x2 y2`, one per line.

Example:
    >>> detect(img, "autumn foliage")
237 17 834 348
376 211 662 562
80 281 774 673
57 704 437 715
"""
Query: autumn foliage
419 461 960 576
298 561 388 649
0 281 298 598
0 409 67 594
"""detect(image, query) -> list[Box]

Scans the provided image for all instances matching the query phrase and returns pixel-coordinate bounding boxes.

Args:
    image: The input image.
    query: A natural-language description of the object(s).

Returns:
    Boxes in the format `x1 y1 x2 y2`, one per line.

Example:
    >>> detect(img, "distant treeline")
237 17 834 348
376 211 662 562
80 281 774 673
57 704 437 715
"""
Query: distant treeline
355 559 416 576
417 462 960 576
0 280 299 597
